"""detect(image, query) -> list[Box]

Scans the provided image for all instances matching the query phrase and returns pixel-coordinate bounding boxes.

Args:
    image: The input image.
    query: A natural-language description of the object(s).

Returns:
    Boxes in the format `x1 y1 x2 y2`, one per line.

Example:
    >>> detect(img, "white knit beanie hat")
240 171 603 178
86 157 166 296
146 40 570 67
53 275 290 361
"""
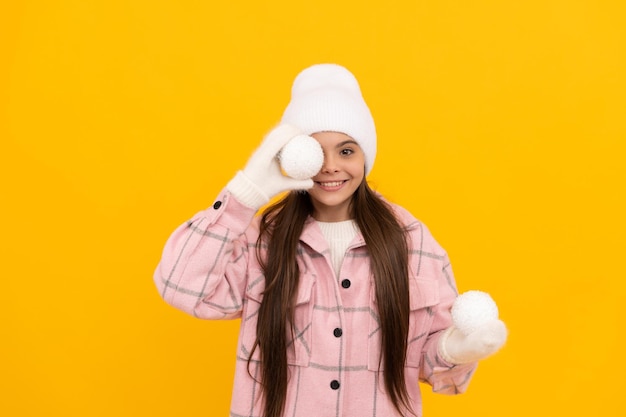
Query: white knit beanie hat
281 64 377 175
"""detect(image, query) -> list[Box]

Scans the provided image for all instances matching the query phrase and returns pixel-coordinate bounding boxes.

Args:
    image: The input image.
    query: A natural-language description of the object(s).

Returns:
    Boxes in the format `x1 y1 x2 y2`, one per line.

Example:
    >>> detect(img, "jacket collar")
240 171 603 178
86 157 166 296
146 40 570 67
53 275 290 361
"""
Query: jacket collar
299 216 366 255
297 198 420 254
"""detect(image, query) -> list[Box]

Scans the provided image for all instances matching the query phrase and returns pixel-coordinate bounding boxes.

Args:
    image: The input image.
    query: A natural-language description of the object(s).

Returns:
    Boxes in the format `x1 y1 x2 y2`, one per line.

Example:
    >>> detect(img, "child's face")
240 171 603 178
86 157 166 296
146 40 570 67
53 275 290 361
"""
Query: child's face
308 131 365 222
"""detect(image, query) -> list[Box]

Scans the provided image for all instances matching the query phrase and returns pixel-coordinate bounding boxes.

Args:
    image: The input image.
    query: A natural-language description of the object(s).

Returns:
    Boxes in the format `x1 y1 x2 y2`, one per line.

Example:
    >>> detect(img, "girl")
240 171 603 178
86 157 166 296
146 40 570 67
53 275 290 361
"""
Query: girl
154 64 506 417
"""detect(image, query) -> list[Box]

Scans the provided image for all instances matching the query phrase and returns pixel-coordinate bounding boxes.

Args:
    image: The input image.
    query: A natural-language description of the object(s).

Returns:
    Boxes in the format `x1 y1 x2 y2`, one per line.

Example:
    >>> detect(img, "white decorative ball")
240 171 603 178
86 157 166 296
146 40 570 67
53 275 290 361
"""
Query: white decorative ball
451 290 499 335
279 134 324 180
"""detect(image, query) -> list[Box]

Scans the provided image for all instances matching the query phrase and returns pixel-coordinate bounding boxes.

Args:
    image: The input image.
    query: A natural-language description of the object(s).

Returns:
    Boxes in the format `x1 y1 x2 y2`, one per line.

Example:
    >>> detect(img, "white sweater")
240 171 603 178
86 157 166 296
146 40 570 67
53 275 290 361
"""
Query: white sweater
316 220 359 276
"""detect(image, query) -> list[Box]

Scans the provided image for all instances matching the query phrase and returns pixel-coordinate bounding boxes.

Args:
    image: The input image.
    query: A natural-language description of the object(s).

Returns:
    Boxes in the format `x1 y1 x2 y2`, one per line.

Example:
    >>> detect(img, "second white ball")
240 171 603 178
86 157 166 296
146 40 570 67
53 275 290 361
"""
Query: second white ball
279 134 324 180
451 290 499 335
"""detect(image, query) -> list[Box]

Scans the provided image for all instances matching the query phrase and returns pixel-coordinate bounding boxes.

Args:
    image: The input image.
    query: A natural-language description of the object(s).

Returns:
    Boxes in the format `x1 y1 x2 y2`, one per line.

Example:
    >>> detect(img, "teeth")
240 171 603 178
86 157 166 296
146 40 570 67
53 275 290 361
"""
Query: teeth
320 181 344 187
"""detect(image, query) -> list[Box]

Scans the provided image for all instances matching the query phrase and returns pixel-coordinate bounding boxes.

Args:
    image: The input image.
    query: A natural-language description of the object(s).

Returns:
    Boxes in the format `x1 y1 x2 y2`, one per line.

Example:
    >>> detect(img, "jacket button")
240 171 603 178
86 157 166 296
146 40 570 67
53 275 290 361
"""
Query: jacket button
330 380 340 390
213 201 222 210
333 328 343 338
341 279 351 289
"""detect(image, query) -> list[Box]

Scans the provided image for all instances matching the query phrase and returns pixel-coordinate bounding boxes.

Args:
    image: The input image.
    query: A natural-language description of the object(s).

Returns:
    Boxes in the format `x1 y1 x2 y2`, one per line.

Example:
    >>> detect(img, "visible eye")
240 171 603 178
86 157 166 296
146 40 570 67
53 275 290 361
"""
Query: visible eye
340 148 354 156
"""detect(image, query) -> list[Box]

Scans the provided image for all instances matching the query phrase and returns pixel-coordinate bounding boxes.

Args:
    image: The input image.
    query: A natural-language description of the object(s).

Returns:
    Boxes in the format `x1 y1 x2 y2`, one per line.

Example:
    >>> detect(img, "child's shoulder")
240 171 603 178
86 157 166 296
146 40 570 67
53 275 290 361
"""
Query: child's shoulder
386 200 422 229
386 200 444 249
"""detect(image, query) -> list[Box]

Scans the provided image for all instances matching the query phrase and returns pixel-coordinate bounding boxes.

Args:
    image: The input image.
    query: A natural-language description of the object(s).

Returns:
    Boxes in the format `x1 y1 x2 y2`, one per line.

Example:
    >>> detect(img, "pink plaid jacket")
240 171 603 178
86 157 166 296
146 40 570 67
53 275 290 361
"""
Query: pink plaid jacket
154 189 477 417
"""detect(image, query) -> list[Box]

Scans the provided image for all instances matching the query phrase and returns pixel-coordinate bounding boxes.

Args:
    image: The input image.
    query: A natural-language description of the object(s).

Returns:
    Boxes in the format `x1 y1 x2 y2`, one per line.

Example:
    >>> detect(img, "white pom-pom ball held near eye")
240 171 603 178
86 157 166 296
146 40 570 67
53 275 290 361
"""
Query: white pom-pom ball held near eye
279 134 324 180
451 291 499 335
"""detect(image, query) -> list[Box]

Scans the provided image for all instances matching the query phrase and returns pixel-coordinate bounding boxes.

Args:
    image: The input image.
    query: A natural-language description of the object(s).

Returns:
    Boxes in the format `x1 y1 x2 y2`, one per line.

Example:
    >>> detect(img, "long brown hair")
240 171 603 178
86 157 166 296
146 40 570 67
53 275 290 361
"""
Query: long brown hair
252 181 412 417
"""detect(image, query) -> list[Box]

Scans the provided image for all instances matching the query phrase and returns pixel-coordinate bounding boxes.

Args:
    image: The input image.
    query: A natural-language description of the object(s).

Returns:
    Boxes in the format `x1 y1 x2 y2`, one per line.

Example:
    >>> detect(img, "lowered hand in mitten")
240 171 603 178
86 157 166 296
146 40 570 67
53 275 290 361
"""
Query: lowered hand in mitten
438 291 508 365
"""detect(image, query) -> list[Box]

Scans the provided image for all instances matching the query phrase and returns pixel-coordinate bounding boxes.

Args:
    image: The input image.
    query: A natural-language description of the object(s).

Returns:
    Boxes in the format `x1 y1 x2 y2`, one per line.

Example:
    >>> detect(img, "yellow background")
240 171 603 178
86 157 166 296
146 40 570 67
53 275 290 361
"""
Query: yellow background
2 0 624 416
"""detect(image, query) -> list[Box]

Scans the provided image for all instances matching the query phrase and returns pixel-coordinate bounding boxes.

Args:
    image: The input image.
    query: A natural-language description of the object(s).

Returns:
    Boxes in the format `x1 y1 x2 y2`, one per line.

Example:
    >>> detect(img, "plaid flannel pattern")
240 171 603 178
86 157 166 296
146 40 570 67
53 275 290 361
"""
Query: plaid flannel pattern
154 189 477 417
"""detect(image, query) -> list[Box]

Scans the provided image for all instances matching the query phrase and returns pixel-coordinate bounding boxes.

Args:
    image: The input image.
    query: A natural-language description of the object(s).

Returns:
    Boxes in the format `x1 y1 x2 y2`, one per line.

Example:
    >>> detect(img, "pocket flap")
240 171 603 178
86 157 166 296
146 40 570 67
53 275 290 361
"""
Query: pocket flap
245 271 315 305
245 270 265 303
410 277 439 310
295 273 315 306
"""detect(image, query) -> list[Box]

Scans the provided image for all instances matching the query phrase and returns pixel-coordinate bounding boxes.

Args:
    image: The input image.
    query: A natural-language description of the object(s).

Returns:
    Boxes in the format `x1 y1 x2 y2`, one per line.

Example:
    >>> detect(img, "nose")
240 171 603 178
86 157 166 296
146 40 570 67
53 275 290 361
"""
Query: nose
321 153 339 173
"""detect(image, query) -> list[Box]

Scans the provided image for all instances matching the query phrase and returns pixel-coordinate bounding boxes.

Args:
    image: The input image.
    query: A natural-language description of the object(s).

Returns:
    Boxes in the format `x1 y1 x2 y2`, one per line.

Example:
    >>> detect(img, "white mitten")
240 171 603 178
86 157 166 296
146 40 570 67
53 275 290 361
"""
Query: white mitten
438 291 508 365
226 125 315 209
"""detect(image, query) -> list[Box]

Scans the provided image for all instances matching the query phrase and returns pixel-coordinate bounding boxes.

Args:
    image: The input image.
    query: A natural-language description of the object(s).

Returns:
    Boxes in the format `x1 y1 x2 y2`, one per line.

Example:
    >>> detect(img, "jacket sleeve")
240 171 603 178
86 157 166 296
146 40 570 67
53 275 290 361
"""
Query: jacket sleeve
153 189 258 320
417 228 478 394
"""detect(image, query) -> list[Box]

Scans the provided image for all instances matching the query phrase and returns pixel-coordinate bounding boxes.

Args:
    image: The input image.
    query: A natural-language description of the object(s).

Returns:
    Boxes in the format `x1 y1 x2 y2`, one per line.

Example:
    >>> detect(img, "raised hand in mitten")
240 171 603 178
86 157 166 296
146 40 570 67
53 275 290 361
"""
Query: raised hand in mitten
438 291 508 365
227 125 318 209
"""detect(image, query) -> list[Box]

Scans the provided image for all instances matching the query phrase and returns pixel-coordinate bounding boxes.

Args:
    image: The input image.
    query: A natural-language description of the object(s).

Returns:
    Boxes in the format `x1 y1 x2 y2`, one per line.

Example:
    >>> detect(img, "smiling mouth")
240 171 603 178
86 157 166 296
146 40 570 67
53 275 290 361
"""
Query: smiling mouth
316 180 347 187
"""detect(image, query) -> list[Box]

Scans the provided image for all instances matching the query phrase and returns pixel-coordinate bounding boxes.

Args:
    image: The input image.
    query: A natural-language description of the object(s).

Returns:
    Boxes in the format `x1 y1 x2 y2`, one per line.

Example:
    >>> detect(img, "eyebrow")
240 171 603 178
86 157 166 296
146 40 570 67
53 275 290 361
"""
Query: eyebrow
336 140 359 148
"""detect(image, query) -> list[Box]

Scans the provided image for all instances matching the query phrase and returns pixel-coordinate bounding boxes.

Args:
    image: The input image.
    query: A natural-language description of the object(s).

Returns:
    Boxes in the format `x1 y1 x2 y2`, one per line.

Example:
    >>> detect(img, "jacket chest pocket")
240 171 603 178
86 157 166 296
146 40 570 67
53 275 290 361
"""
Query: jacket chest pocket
368 277 440 371
239 272 316 367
